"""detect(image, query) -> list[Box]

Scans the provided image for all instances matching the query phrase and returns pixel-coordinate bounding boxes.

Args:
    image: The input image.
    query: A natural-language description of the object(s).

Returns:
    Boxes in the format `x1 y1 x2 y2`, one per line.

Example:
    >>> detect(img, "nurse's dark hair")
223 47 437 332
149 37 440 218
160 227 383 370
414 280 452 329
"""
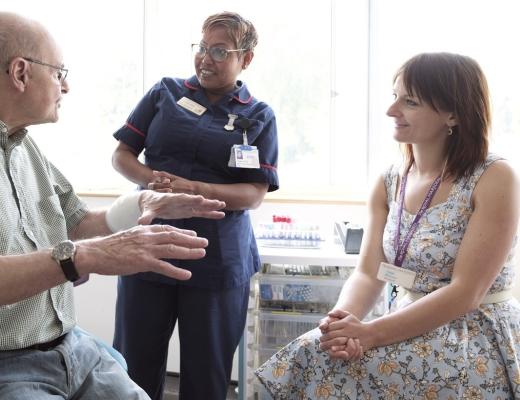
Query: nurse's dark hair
394 52 490 181
202 11 258 52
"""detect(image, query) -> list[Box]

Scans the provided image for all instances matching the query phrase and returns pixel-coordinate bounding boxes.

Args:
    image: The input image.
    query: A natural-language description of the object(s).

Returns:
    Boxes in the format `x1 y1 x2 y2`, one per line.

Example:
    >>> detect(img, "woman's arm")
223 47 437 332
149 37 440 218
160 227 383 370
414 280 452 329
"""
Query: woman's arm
194 180 268 210
330 175 389 319
323 161 520 352
113 141 268 211
150 170 268 211
112 141 154 187
317 175 388 360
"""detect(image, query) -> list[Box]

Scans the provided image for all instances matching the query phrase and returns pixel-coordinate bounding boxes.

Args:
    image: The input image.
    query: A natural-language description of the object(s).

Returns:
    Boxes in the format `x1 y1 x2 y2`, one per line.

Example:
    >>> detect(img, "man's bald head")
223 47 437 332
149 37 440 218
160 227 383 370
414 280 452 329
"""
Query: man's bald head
0 12 67 132
0 12 51 67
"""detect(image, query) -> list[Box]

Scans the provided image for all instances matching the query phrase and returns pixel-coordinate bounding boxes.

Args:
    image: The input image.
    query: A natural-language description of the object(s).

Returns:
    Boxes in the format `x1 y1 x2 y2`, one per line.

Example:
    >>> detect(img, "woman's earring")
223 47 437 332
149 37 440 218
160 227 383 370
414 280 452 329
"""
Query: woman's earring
448 126 453 136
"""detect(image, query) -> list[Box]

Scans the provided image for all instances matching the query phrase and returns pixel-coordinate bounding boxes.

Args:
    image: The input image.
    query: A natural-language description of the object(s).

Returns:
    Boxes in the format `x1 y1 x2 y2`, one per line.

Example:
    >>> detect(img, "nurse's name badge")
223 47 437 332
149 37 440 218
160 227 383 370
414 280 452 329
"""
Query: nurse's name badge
377 262 416 289
177 97 207 116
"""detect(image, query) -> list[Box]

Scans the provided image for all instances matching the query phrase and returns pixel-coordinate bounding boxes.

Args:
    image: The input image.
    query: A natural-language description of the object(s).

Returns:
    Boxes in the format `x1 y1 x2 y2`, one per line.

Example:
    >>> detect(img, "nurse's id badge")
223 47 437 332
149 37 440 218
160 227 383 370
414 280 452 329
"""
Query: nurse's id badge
228 117 260 169
377 262 416 289
228 145 260 169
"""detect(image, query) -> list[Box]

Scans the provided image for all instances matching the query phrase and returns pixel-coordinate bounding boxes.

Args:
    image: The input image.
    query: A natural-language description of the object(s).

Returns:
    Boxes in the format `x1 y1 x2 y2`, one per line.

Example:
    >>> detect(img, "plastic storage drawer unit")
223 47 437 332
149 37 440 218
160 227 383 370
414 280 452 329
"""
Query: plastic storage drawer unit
256 274 344 314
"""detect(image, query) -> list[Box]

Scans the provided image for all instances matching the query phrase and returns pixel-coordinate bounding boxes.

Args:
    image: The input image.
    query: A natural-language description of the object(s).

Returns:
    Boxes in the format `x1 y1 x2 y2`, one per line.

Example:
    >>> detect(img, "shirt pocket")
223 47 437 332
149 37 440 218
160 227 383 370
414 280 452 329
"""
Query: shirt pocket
33 194 68 246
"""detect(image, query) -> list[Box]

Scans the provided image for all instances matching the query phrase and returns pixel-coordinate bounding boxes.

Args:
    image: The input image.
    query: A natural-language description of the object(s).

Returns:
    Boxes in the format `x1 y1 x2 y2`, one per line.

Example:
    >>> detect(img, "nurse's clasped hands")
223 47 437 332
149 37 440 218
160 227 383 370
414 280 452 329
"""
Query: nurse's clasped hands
148 170 197 195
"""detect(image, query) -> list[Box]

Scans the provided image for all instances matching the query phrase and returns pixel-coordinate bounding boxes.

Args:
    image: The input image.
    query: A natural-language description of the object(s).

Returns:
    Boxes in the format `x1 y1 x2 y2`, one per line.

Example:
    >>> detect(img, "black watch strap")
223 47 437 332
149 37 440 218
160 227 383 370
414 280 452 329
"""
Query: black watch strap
59 259 80 282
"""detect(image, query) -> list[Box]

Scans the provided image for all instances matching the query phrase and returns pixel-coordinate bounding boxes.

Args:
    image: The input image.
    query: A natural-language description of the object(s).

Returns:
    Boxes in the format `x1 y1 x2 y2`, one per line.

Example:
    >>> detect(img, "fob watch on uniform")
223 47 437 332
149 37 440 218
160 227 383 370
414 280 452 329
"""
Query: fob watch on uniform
51 240 80 282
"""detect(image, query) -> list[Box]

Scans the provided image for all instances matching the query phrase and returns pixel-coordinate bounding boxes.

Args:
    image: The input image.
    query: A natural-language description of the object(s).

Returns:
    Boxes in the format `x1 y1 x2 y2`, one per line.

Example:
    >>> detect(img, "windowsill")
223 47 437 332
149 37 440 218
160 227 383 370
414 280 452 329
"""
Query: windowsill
77 190 368 206
262 193 366 205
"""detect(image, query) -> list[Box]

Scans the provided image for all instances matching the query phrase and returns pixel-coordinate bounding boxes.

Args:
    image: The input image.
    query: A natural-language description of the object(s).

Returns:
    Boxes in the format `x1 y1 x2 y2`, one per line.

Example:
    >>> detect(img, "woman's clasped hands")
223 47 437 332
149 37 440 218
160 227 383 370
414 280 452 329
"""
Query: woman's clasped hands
318 309 369 361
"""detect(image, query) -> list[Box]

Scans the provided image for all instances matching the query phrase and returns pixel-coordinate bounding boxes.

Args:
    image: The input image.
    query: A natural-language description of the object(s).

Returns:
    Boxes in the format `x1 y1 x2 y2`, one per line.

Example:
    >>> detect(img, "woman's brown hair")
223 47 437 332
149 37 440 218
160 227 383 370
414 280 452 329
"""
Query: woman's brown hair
395 52 491 180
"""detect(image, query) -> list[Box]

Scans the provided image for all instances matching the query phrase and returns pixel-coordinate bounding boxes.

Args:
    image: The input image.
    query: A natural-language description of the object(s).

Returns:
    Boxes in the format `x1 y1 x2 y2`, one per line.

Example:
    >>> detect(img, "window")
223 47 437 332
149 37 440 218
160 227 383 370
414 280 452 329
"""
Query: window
4 0 520 200
4 0 144 193
143 0 369 200
368 0 520 182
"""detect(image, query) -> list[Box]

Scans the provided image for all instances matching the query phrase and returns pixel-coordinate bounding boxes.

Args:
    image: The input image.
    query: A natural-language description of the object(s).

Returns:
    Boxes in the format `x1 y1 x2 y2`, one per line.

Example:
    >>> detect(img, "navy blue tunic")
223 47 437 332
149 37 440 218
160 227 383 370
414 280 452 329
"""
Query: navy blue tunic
113 76 279 289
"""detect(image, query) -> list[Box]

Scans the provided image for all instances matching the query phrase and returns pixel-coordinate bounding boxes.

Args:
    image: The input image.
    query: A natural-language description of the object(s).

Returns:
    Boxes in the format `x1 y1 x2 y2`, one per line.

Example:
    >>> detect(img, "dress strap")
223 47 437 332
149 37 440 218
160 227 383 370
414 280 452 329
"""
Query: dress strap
456 154 504 203
383 164 401 206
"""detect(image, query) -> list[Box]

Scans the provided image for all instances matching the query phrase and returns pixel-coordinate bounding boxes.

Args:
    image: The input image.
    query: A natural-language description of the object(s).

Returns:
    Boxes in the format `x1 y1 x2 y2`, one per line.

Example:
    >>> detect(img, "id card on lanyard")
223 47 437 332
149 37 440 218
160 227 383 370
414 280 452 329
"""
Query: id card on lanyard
228 118 260 169
377 170 441 311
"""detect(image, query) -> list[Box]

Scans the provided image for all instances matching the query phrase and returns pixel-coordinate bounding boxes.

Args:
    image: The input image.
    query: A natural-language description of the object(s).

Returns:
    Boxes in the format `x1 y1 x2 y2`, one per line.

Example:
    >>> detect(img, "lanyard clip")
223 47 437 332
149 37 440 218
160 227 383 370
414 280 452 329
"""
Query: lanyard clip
388 284 399 313
235 118 252 146
224 114 238 131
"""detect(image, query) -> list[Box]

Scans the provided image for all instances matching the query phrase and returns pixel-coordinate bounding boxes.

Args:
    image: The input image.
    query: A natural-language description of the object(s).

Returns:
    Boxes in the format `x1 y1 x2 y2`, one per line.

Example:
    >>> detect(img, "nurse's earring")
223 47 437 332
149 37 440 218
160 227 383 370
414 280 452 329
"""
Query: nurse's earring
447 126 453 135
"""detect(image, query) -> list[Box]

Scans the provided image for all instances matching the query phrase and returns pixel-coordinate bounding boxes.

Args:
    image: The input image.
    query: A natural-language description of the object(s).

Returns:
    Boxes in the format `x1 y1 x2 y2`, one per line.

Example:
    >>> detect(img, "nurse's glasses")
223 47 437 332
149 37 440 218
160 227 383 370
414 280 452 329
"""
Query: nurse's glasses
191 44 246 62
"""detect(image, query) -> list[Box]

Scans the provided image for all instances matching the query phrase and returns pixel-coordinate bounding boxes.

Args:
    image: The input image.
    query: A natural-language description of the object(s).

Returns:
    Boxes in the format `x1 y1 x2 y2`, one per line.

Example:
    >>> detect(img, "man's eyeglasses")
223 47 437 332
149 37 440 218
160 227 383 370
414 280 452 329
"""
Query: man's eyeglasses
191 44 246 62
22 57 68 83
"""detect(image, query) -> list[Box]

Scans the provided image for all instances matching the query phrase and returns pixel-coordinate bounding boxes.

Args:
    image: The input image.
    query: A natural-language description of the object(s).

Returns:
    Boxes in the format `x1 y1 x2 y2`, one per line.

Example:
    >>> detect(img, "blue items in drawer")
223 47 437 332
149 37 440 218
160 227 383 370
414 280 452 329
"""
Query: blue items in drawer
259 284 274 300
259 283 312 301
283 284 312 301
257 274 344 313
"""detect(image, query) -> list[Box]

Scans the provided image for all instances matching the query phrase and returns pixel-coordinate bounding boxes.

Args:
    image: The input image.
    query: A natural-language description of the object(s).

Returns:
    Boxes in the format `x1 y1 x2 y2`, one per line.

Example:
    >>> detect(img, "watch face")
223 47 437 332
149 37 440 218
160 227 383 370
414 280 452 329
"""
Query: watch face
52 240 76 261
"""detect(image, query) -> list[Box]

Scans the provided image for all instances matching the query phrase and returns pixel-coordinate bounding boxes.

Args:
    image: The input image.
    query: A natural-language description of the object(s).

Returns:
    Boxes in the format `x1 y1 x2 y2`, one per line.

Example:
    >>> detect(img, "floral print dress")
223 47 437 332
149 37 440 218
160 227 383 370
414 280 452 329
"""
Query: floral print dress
256 155 520 399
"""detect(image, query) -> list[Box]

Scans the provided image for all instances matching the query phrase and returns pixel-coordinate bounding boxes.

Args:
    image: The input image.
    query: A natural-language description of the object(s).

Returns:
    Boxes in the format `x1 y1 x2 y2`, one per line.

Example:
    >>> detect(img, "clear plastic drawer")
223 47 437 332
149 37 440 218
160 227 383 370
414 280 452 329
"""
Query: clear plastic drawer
256 274 344 314
253 311 322 349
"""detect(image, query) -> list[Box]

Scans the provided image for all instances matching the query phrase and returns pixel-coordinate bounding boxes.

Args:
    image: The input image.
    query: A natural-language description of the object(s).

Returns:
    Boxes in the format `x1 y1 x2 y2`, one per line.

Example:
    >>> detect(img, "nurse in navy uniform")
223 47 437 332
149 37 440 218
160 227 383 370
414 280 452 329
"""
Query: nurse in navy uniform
111 11 278 400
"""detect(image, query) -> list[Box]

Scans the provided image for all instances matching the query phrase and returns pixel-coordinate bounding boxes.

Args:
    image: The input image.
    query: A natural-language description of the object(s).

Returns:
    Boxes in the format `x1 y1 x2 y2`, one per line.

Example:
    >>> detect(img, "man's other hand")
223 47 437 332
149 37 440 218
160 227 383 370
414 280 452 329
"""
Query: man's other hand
138 190 225 225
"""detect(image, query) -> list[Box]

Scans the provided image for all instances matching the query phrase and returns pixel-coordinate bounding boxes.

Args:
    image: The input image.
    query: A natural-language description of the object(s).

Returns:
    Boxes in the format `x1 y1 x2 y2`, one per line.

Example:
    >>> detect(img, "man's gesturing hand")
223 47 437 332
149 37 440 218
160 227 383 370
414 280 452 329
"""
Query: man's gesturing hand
75 225 210 280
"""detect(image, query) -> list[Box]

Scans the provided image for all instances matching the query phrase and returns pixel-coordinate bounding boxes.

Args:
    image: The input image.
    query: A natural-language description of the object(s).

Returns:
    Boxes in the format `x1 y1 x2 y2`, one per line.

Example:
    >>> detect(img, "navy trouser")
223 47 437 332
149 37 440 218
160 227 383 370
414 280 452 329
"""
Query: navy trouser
113 275 249 400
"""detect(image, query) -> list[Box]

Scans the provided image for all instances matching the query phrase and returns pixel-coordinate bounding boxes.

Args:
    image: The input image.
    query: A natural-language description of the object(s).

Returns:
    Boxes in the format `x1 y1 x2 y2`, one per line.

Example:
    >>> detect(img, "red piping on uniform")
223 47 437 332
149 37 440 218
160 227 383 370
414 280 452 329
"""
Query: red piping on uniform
184 80 199 90
125 122 145 137
233 95 253 104
261 163 277 171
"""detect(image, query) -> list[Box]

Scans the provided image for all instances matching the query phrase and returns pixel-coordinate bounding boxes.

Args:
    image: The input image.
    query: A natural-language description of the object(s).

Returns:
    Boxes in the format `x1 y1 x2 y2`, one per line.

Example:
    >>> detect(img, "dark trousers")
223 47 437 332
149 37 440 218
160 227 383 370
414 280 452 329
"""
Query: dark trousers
113 275 249 400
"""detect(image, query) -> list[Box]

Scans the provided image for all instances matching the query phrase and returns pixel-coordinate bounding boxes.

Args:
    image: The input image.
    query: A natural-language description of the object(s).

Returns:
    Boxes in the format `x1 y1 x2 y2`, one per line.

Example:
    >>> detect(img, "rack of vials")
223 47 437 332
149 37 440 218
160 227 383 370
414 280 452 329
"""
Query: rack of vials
255 215 322 249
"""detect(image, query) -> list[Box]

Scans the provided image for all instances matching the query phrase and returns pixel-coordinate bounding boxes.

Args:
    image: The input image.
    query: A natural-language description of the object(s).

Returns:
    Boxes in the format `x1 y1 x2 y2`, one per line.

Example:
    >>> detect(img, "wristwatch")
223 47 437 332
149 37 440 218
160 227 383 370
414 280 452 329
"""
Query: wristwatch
51 240 80 282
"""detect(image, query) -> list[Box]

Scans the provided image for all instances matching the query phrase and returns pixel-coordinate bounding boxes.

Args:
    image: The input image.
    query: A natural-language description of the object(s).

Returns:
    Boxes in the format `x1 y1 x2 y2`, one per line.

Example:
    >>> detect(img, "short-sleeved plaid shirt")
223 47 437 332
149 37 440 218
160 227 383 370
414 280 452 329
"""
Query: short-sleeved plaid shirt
0 120 88 350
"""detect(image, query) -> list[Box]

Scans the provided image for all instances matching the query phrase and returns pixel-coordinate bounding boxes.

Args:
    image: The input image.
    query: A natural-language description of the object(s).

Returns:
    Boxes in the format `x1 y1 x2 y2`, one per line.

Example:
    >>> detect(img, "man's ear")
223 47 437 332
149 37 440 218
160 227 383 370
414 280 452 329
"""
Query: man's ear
7 58 30 91
241 51 254 70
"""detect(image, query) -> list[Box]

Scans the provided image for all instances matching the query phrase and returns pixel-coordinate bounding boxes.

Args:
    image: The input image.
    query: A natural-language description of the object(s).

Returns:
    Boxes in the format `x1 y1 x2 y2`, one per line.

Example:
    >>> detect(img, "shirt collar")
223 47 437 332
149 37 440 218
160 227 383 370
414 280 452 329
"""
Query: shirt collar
0 120 28 150
184 75 253 104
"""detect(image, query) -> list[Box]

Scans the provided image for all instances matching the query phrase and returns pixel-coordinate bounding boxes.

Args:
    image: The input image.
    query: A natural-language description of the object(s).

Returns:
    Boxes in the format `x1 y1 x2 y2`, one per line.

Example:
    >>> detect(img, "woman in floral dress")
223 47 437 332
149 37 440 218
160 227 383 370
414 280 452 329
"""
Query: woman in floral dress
256 52 520 399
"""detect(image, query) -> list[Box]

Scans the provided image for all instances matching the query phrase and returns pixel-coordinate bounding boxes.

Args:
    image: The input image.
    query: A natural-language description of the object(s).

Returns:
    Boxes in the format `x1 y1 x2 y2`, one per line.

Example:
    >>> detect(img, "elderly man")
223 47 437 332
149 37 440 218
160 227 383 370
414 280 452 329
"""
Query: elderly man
0 11 225 399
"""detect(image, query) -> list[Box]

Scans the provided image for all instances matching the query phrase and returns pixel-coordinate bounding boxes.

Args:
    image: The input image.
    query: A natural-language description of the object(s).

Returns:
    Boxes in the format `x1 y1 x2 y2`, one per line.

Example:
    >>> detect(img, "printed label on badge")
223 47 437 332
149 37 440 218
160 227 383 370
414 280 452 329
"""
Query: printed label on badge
235 145 260 168
228 145 260 169
177 97 207 116
377 262 416 289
